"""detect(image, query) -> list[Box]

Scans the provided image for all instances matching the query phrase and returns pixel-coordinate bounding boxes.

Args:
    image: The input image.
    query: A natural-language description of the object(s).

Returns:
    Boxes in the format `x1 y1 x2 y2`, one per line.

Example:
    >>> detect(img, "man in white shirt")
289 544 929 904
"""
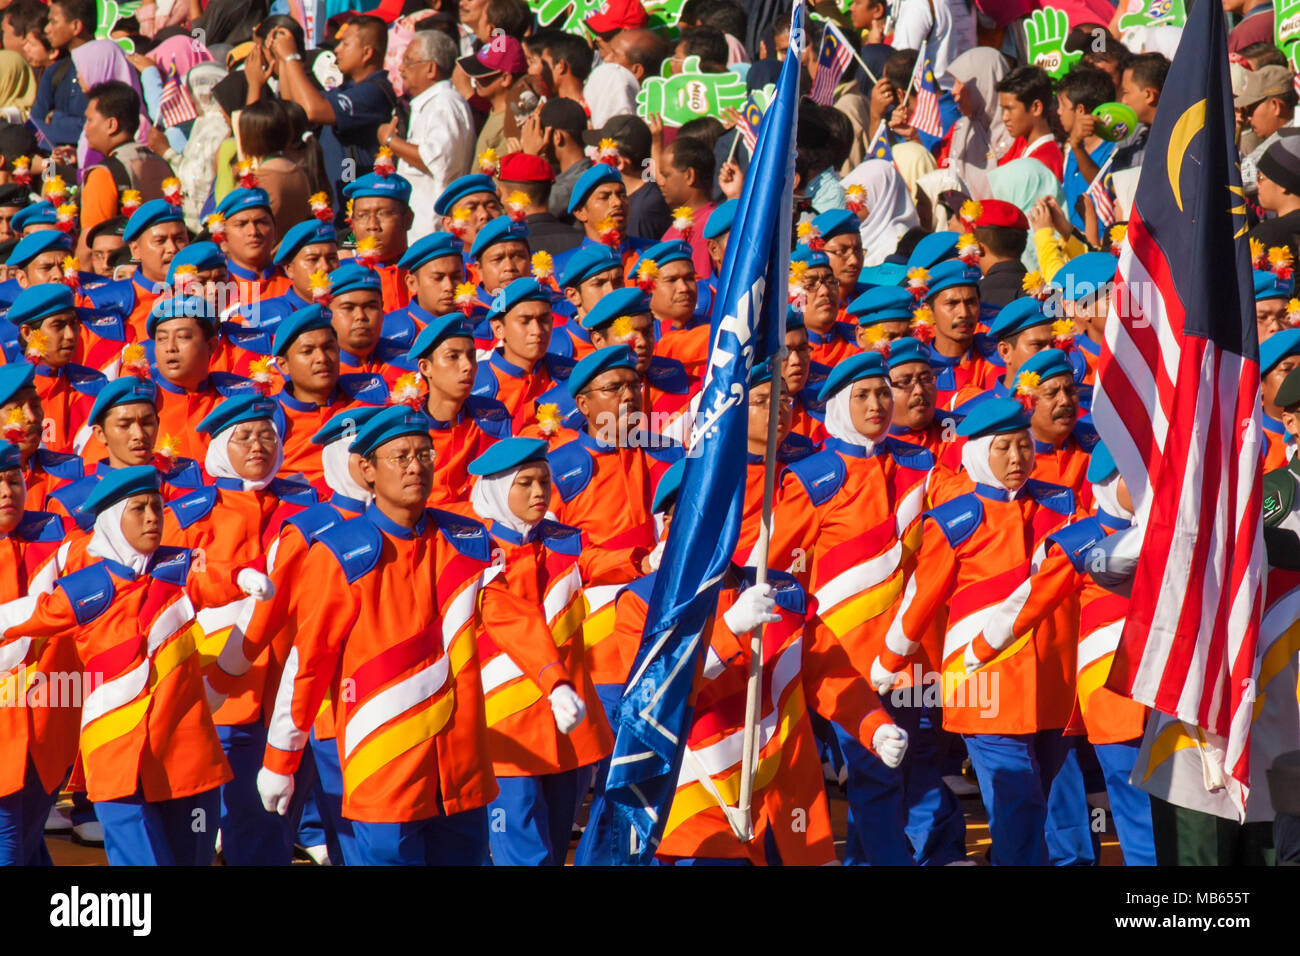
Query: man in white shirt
378 30 476 241
890 0 977 80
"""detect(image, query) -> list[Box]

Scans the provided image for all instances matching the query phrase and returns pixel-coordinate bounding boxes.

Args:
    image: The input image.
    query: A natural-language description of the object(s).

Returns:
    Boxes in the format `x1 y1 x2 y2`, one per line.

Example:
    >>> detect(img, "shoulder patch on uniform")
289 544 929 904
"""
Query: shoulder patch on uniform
50 474 100 532
471 363 498 399
1024 479 1075 515
1073 418 1100 452
55 562 116 626
646 356 690 395
285 502 345 543
534 518 583 556
315 516 384 584
210 372 258 396
785 449 846 507
148 547 193 586
269 476 319 507
468 395 514 439
885 436 935 471
15 510 65 544
1045 517 1106 573
924 495 984 549
1263 467 1295 527
779 432 817 464
37 449 84 482
548 439 595 503
338 372 390 405
162 457 206 489
546 353 576 381
428 508 492 562
167 486 219 529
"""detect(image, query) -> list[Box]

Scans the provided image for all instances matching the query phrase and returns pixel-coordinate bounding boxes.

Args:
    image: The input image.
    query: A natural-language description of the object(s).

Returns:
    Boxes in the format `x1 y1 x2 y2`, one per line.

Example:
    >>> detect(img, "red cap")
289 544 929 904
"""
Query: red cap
975 199 1029 230
499 152 555 183
586 0 647 34
457 36 527 77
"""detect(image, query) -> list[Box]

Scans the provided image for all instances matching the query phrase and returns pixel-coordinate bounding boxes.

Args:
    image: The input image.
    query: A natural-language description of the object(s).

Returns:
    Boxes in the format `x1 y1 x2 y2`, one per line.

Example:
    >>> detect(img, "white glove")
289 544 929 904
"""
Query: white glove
722 583 781 635
202 675 226 713
256 767 294 816
872 724 909 769
646 538 666 572
870 656 903 695
549 684 586 734
237 568 275 602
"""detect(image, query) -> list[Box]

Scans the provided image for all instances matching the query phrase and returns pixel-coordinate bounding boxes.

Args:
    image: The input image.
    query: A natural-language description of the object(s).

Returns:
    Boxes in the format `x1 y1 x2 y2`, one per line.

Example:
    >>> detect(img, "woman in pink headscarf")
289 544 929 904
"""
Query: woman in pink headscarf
72 39 152 176
146 33 214 77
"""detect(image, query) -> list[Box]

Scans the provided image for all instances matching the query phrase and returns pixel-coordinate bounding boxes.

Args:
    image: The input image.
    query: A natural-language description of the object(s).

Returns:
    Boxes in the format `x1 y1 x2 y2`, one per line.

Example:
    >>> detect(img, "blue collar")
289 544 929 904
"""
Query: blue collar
279 386 339 412
825 436 885 458
806 323 850 347
974 482 1013 502
490 349 537 379
1074 334 1100 357
151 369 208 395
227 260 276 281
578 428 617 454
330 492 367 515
364 502 426 539
1263 412 1287 436
102 558 138 580
133 274 165 297
1034 436 1062 453
339 347 374 368
1097 509 1130 531
926 342 977 368
407 300 439 324
489 520 542 546
214 476 248 491
282 287 311 310
422 403 466 431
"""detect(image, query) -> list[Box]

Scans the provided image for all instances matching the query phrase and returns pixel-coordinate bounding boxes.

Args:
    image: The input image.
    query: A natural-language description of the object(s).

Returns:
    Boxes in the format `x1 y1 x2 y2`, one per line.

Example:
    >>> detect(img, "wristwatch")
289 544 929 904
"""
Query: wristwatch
385 133 395 146
285 52 302 62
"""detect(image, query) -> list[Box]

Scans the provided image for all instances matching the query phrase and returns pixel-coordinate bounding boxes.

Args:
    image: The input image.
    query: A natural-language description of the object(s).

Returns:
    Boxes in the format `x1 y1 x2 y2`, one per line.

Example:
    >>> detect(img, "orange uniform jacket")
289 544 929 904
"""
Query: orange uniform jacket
33 363 101 454
22 449 84 513
153 372 260 463
423 397 513 509
472 350 574 433
274 375 387 490
734 434 819 565
375 262 410 314
1263 416 1294 472
655 321 711 385
804 322 860 370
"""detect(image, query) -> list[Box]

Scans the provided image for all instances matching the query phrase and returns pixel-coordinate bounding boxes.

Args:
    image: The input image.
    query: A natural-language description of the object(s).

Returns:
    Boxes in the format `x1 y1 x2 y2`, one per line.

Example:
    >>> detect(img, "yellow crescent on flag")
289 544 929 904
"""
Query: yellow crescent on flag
1167 100 1206 212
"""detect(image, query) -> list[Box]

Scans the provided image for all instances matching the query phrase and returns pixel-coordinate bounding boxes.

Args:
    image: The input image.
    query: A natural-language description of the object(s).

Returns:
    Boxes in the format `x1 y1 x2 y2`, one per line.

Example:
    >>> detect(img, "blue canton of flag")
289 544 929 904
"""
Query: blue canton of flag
738 94 764 155
583 0 804 867
866 120 894 163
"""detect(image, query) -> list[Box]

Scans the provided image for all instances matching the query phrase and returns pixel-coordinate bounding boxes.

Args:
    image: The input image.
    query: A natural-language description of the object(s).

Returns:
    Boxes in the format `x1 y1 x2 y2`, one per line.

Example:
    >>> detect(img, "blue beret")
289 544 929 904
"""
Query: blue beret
858 262 907 288
906 231 960 270
703 199 738 240
791 245 830 269
398 232 464 273
0 363 35 406
275 220 337 266
273 305 335 355
580 286 650 331
1254 269 1293 302
1262 328 1300 375
82 465 162 515
468 437 549 476
559 245 622 288
7 284 75 327
343 172 413 204
167 241 225 282
0 440 19 472
6 229 71 268
957 397 1032 438
147 294 219 336
847 285 914 325
123 199 185 243
1016 347 1073 385
1053 252 1116 302
470 216 530 260
785 308 805 332
1086 439 1117 483
811 209 859 241
435 175 498 216
925 259 982 299
349 405 430 457
89 376 157 425
10 202 56 232
311 406 385 446
818 351 888 402
988 297 1052 339
633 240 692 273
329 260 382 297
195 395 279 436
652 458 685 514
486 277 551 322
568 345 636 397
750 357 776 387
567 164 622 214
407 312 476 360
884 336 932 369
216 188 272 219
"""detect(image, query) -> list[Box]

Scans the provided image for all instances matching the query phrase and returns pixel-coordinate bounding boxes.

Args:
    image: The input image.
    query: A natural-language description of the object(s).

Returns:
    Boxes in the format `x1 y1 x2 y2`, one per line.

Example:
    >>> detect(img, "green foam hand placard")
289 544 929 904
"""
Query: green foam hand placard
636 55 747 127
95 0 143 54
1023 8 1082 79
1117 0 1187 33
1276 0 1300 76
528 0 688 35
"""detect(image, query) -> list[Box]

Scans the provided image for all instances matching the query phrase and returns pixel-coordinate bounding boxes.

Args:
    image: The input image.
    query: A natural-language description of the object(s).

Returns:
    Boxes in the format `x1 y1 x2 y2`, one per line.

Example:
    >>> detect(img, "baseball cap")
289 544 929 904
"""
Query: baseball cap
582 115 652 164
458 36 526 78
539 97 588 138
1235 65 1292 111
586 0 647 36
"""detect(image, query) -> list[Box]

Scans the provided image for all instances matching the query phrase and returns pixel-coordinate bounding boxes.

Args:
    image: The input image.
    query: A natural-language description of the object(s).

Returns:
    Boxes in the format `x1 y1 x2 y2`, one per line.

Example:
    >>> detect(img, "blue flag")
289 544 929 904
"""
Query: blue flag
588 0 805 866
866 121 894 163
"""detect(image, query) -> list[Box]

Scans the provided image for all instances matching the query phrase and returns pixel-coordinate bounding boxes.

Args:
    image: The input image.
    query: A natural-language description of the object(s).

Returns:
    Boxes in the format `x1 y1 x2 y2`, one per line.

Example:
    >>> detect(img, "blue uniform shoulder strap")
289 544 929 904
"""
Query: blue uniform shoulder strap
15 510 64 544
55 562 117 626
626 572 658 605
338 372 390 406
1072 418 1100 452
1024 479 1075 516
315 516 384 584
427 508 492 563
285 502 348 543
49 474 102 531
545 353 576 381
167 486 219 529
533 518 584 556
885 436 935 471
66 364 109 397
645 440 684 466
1045 516 1106 573
548 439 595 503
737 566 806 616
161 457 206 490
36 449 84 482
783 449 846 507
646 356 690 395
471 362 499 400
267 476 319 507
148 547 193 586
779 432 817 464
924 494 984 549
467 395 513 439
210 372 258 397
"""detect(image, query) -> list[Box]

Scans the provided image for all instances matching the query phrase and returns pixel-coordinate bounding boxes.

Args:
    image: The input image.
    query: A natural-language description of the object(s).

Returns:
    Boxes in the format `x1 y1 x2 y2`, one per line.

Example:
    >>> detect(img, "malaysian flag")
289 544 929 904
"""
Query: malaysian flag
908 55 943 138
1086 167 1116 228
1092 0 1262 816
158 64 197 128
809 21 854 106
866 120 894 163
737 93 763 155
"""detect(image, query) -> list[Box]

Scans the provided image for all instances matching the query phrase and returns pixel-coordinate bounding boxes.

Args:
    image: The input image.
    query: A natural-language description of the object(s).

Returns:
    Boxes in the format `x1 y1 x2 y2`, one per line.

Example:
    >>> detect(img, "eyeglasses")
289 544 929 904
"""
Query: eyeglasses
890 373 937 390
229 432 279 449
802 275 839 291
352 209 403 225
375 449 434 469
584 380 640 398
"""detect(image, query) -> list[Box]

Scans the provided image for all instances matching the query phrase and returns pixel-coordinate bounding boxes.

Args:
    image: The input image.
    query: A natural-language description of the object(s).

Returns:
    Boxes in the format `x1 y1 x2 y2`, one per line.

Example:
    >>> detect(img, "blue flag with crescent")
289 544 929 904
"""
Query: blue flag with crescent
580 0 804 866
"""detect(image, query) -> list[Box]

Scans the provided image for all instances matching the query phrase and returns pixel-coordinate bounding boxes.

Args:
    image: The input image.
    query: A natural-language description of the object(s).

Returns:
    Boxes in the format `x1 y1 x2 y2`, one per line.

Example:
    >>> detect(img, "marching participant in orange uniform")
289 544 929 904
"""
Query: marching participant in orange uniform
383 233 466 354
637 242 710 381
551 165 655 282
1051 251 1117 406
271 306 388 491
908 259 998 409
343 171 413 313
885 337 963 473
208 188 291 306
467 439 613 865
471 278 574 431
405 313 512 510
85 199 189 343
0 364 84 511
435 174 505 255
256 407 498 865
968 441 1154 865
555 246 625 361
0 440 70 866
1262 330 1300 470
872 398 1092 866
326 262 410 384
789 247 858 370
0 466 275 865
165 395 318 866
1011 349 1098 505
468 218 540 320
783 314 826 444
848 285 919 355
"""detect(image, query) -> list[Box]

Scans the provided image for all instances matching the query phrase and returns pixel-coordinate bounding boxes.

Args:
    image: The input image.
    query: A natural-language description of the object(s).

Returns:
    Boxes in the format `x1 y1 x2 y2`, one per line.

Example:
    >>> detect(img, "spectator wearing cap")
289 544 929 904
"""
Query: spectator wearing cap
85 216 127 279
581 115 670 241
969 199 1029 309
264 16 396 206
87 199 190 342
592 28 672 85
378 29 475 240
1238 64 1297 196
657 135 717 281
0 182 28 244
553 164 656 281
1250 136 1300 259
386 232 466 350
498 152 582 258
342 172 415 312
214 188 292 305
436 173 505 248
459 35 527 160
1057 67 1117 233
531 97 592 222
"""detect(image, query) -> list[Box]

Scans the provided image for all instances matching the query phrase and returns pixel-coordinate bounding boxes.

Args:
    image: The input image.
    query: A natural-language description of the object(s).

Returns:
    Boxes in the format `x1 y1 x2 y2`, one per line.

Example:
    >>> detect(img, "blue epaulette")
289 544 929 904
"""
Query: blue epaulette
148 547 193 586
779 432 817 464
951 388 995 417
372 338 416 372
66 364 109 397
1069 348 1089 386
167 486 219 529
268 475 319 507
1077 384 1094 409
975 331 1002 364
1073 417 1100 452
36 448 84 482
885 436 935 471
646 356 690 395
737 566 806 615
315 516 383 583
924 494 984 549
338 372 390 406
471 362 499 400
532 518 583 556
55 562 116 626
428 508 492 562
284 501 349 544
468 395 513 439
79 309 128 343
1045 516 1107 574
935 408 963 432
545 353 576 382
381 308 419 347
548 439 594 502
221 322 274 356
15 510 64 544
933 363 959 394
1024 479 1075 515
645 440 684 466
162 457 206 490
85 278 134 316
783 448 846 506
210 372 258 397
49 474 102 532
546 328 575 360
535 382 583 432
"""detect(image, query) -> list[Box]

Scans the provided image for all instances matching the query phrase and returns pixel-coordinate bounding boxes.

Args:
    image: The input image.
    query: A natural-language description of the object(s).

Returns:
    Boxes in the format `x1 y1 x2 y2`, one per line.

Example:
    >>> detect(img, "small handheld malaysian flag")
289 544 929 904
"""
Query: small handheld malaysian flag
737 93 763 155
158 64 198 128
1086 167 1117 228
908 56 943 138
809 21 854 106
866 120 894 162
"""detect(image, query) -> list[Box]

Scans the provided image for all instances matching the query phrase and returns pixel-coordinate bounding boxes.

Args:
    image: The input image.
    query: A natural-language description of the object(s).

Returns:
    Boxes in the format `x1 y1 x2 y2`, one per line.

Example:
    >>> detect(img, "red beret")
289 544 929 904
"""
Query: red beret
499 152 555 184
975 199 1029 230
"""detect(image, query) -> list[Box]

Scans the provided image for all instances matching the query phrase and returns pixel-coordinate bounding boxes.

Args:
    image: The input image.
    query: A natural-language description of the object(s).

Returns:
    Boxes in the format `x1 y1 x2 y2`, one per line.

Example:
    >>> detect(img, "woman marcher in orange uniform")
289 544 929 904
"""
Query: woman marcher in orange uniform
467 438 613 865
0 466 275 865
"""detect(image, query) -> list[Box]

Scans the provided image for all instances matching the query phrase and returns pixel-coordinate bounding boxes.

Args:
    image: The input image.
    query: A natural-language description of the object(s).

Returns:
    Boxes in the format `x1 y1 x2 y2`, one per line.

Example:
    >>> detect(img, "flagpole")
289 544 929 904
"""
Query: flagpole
726 128 742 164
1086 149 1117 191
831 24 879 85
904 45 926 96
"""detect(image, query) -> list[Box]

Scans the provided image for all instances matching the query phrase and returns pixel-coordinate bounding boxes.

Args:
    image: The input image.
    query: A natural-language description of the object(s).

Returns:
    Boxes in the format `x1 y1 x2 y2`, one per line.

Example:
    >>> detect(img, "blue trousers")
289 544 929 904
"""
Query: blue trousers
489 769 584 866
0 760 57 866
963 730 1093 866
351 808 490 866
888 699 967 865
217 721 315 866
573 683 623 866
97 788 221 866
1094 740 1156 866
309 730 357 865
827 720 914 865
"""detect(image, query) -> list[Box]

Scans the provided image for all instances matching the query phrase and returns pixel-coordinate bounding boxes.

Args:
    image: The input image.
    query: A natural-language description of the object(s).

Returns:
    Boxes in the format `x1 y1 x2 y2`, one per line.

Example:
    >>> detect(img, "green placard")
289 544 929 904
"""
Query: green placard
96 0 144 54
528 0 688 35
635 55 747 127
1024 7 1081 78
1117 0 1187 33
1277 0 1300 74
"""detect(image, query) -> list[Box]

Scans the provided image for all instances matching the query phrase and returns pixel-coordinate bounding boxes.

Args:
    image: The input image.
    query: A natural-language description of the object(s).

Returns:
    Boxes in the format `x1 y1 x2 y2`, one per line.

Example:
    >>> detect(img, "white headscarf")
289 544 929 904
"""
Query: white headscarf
1091 473 1134 524
584 63 639 129
321 438 373 505
960 432 1032 499
824 382 880 450
86 497 152 575
840 159 920 267
471 463 552 538
204 423 284 491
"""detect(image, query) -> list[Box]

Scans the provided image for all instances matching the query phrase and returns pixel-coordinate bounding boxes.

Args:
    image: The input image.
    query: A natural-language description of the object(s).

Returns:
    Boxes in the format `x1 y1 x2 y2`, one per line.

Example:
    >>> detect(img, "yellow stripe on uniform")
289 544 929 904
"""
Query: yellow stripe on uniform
583 605 616 650
820 572 904 639
484 680 543 726
345 692 455 791
81 627 200 756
